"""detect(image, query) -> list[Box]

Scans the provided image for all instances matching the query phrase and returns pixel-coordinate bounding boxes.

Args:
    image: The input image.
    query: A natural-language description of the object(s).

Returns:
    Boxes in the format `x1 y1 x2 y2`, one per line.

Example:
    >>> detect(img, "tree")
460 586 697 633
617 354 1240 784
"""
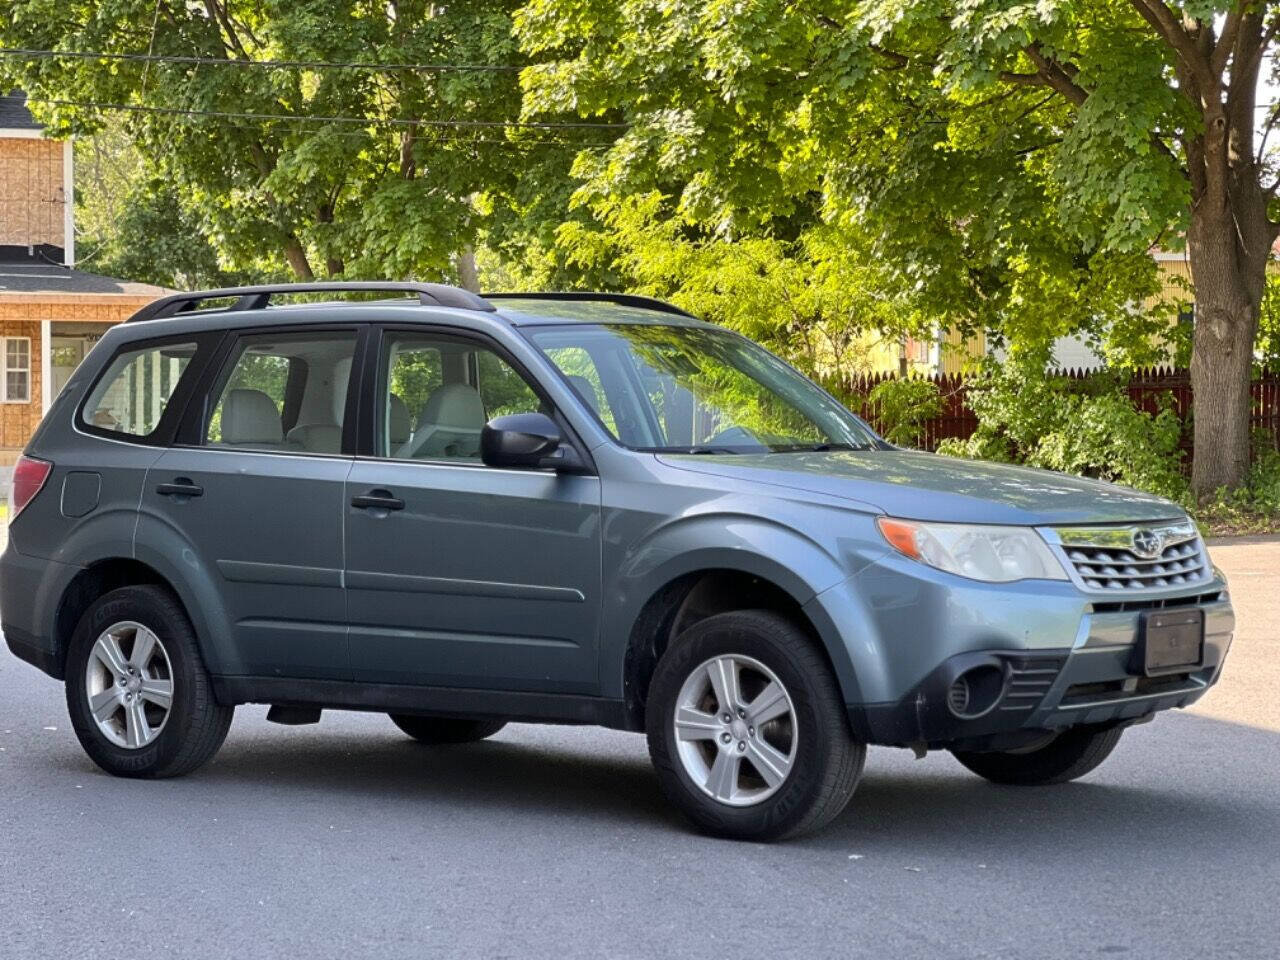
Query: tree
516 0 1279 496
76 130 250 288
0 0 589 286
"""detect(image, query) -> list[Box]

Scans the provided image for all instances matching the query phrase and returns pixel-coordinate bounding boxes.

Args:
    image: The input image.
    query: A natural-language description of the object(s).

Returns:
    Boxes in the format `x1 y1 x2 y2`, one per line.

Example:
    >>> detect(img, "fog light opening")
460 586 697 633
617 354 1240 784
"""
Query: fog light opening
946 665 1006 719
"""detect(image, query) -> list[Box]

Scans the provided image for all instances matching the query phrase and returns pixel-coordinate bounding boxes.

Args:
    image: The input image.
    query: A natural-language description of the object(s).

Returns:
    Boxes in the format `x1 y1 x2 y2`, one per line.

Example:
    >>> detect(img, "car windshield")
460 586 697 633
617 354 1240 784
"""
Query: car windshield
525 323 881 453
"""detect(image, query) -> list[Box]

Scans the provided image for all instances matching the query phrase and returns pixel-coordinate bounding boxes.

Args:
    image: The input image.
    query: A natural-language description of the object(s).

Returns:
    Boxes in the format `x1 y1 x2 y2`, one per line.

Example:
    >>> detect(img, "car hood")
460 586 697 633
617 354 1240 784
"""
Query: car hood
656 449 1185 526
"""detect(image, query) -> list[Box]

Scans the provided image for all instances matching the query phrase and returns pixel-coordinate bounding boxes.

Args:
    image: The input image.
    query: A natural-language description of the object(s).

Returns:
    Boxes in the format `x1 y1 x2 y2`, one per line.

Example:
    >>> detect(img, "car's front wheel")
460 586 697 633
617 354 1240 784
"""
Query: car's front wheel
646 610 864 841
950 725 1124 785
65 585 233 778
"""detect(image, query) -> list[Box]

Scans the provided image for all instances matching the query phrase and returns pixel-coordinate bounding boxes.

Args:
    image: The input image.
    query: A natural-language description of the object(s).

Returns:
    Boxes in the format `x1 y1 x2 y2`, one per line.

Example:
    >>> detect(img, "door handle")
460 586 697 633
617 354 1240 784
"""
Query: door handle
351 490 405 512
156 478 203 498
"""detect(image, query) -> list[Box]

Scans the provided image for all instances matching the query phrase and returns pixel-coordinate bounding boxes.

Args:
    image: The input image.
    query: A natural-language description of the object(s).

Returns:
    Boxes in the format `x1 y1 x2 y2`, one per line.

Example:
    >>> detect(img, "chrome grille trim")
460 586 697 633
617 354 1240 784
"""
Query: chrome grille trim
1041 521 1211 593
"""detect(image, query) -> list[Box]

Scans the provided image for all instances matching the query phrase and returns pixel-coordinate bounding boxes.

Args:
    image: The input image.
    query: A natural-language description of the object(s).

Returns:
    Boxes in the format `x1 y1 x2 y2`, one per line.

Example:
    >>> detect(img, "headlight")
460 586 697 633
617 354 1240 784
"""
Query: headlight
876 517 1068 583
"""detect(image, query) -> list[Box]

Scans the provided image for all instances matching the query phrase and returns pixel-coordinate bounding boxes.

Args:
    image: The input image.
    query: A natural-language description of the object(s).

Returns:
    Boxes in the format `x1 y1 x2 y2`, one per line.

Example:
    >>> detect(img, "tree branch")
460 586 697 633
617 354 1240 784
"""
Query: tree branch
1128 0 1217 95
998 71 1043 86
1257 106 1280 169
1210 2 1247 76
869 44 910 69
1023 43 1088 107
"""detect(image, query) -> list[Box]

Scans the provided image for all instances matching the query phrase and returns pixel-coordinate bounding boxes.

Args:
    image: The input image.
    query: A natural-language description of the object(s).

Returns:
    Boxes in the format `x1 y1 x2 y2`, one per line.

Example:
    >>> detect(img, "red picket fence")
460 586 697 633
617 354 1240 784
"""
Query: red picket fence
841 367 1280 459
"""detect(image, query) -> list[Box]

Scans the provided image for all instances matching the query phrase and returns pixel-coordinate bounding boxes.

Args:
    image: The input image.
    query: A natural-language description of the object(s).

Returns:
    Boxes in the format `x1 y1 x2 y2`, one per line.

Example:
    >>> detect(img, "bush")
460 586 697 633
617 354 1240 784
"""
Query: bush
937 357 1188 500
866 377 943 448
1188 434 1280 534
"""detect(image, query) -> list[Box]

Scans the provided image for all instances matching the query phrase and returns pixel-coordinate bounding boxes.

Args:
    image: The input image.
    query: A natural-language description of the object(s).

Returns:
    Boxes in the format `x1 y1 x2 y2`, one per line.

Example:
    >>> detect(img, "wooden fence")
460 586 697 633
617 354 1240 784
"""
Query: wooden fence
842 367 1280 458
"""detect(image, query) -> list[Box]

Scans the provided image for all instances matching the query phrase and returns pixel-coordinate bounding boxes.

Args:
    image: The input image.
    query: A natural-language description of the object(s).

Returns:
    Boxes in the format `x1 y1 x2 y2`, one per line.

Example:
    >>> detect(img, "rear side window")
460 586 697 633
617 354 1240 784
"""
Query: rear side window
204 330 358 454
81 341 199 439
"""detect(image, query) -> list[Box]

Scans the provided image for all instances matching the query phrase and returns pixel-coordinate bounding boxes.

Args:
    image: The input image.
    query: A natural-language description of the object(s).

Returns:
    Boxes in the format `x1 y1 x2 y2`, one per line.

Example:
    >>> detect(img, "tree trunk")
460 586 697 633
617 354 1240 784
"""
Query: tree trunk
456 245 480 292
283 236 315 281
1185 186 1271 497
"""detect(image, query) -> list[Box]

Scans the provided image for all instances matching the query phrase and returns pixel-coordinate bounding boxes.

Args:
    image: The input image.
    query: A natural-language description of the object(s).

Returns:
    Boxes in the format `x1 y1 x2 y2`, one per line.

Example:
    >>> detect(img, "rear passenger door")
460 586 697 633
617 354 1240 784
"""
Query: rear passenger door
343 327 602 694
136 326 363 680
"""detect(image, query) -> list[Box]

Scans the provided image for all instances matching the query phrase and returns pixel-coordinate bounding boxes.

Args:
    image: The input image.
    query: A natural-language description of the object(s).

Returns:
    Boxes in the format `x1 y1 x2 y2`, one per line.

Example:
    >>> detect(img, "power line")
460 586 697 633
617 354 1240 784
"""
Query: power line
0 46 521 73
9 95 627 131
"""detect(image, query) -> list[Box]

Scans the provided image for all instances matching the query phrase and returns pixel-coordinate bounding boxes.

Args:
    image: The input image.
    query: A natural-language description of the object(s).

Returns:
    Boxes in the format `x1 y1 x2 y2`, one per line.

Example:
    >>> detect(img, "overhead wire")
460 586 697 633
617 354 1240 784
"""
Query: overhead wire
7 94 626 132
0 46 522 73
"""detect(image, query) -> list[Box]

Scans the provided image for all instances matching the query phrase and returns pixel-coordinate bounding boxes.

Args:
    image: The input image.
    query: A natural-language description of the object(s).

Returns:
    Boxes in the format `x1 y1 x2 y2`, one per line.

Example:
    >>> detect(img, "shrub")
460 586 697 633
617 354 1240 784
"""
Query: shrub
1188 433 1280 534
937 357 1188 500
866 377 943 448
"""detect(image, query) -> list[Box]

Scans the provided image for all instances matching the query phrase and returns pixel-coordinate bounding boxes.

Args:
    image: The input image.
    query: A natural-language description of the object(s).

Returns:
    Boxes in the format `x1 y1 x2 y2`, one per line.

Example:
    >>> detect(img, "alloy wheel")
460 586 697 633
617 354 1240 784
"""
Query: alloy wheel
84 621 174 749
672 654 798 807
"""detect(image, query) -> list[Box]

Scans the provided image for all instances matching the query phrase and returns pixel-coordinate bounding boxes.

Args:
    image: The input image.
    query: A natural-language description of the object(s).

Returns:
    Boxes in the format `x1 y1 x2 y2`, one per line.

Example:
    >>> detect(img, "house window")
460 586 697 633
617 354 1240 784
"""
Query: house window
2 337 31 403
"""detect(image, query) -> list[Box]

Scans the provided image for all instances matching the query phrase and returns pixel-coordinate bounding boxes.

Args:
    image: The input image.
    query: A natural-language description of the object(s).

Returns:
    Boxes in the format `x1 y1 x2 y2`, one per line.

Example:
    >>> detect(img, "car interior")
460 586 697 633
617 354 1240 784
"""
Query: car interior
206 333 544 460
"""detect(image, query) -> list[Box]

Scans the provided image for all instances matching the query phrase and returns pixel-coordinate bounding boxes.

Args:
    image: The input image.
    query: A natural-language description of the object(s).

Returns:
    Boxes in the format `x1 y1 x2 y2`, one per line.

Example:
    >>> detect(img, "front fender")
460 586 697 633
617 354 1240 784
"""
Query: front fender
600 507 885 704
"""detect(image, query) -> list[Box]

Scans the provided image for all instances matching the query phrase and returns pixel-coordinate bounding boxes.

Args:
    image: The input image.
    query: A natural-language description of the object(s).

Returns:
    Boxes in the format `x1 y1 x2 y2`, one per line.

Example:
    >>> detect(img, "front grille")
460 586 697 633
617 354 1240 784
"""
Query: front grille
1061 673 1197 706
997 656 1065 713
1091 590 1224 613
1065 539 1208 591
1048 521 1210 592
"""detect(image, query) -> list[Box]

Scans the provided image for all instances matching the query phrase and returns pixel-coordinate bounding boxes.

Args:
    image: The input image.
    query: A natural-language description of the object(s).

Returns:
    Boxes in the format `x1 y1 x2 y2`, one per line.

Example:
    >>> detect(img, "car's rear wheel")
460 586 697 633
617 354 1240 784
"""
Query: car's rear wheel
389 714 507 744
646 610 864 841
950 725 1124 785
65 585 233 778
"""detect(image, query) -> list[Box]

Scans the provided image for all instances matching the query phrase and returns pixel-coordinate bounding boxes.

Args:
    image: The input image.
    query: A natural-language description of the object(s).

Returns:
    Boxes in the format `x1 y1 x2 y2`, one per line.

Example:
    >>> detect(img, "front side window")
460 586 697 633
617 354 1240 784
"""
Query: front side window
539 344 618 435
205 331 357 454
527 324 879 453
378 333 542 461
81 341 198 437
2 337 31 403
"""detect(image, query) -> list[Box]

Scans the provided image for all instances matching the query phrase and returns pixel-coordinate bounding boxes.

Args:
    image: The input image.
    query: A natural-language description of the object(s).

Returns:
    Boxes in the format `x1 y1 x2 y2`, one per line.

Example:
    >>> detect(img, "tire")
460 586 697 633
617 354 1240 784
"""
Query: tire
950 725 1124 786
389 714 507 744
646 610 864 842
65 585 233 779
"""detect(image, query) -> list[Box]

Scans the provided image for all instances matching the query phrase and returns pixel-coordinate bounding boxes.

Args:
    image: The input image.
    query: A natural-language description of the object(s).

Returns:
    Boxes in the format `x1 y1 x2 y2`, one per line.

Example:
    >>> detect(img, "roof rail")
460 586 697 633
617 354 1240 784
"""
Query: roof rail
126 281 495 323
484 291 696 319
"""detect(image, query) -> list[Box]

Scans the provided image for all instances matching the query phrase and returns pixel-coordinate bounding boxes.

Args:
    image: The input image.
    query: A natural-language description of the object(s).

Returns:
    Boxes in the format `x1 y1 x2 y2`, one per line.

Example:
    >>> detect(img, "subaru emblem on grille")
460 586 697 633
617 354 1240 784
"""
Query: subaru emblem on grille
1131 528 1163 559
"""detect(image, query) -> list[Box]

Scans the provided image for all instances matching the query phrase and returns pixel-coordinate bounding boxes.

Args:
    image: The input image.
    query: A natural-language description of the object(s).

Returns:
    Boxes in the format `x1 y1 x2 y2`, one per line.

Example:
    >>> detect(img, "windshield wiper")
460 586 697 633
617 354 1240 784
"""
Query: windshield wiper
687 445 742 455
769 442 874 453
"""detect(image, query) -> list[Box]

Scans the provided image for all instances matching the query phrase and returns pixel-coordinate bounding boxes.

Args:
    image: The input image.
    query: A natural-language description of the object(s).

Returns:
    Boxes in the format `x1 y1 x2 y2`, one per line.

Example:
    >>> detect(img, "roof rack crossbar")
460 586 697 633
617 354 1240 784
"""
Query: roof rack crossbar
484 291 696 319
126 281 495 323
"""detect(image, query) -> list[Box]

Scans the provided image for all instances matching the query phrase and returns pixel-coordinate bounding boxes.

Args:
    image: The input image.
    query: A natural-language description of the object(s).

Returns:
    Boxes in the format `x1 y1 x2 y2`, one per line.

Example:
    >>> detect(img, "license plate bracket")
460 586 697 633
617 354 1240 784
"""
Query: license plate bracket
1135 608 1205 676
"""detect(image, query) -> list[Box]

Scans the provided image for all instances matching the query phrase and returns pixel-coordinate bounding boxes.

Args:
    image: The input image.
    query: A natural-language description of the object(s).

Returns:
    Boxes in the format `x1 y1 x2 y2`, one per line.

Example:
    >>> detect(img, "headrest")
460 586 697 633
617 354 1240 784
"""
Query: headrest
420 383 485 430
565 374 600 415
388 394 412 445
221 389 282 444
286 422 342 454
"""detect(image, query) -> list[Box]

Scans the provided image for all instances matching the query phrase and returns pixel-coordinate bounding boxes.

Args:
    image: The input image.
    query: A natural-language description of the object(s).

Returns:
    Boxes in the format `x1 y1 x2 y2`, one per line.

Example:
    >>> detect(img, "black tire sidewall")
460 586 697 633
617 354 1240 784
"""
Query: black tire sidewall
647 611 860 840
389 714 507 744
951 725 1124 786
65 586 206 777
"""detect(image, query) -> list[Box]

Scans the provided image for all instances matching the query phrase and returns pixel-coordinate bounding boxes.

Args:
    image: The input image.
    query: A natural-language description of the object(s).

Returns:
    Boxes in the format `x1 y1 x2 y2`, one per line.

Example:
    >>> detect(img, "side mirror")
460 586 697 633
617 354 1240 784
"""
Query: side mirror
481 412 570 469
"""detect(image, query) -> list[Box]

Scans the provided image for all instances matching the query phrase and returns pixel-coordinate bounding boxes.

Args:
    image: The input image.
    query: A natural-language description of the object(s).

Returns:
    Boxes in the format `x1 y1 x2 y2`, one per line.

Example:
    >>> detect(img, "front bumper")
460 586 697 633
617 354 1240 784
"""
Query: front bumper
846 593 1233 748
812 546 1235 748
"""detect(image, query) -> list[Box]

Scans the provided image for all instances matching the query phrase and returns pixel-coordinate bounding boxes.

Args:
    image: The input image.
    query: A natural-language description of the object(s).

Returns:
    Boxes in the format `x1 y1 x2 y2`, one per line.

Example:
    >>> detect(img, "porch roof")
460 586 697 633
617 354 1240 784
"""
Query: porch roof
0 263 168 299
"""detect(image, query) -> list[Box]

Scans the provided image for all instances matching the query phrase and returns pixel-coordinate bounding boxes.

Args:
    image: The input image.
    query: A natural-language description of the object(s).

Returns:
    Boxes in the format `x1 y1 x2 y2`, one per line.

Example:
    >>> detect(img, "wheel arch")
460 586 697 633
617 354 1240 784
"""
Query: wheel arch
617 565 856 732
51 540 236 681
53 558 176 677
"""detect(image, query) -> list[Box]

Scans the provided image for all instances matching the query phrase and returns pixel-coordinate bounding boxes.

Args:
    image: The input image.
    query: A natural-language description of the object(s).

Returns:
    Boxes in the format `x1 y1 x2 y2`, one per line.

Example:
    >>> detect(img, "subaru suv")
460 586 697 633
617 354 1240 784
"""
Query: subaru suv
1 282 1233 840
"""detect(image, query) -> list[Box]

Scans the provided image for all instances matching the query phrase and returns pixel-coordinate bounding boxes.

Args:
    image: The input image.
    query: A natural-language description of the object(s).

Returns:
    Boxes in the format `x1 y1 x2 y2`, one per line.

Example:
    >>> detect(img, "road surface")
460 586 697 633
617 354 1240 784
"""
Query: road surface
1 538 1276 959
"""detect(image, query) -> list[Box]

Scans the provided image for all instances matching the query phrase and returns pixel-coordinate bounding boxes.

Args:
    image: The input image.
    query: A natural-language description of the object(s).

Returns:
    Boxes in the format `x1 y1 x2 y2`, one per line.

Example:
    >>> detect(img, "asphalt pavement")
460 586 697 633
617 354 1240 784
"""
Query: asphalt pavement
1 538 1277 960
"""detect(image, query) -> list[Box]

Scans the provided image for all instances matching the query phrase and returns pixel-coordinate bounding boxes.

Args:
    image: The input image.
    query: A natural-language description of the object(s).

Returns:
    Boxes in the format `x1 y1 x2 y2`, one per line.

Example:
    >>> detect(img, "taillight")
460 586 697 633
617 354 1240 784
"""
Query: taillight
10 455 52 520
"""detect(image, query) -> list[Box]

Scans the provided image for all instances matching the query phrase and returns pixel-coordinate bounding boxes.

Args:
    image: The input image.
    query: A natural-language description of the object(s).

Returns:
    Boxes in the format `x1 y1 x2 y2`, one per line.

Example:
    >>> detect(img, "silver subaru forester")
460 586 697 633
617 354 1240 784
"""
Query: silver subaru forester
1 283 1233 840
